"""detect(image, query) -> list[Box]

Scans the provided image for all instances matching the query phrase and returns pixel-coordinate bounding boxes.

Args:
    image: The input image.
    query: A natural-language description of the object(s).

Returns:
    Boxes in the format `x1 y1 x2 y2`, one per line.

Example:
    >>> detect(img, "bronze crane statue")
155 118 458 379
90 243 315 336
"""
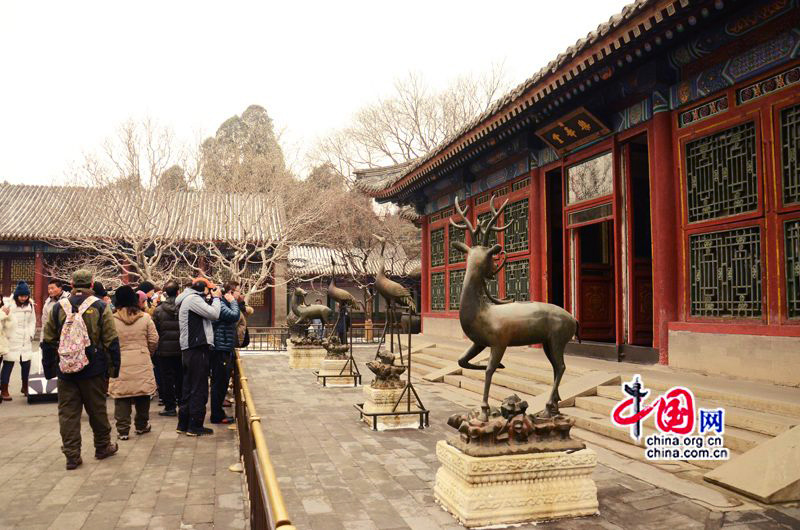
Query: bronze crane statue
326 257 364 311
373 234 416 360
450 195 579 420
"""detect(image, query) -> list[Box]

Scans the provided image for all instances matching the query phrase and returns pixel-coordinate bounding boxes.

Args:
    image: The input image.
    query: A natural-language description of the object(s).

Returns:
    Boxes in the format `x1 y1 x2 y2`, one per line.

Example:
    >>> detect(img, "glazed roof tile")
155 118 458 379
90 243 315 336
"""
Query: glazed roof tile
0 183 284 243
288 244 420 279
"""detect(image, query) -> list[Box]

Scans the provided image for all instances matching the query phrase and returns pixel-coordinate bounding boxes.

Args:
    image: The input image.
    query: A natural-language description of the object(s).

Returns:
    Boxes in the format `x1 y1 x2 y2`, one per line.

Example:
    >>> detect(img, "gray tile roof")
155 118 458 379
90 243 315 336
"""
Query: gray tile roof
354 0 687 200
0 183 284 243
288 244 420 279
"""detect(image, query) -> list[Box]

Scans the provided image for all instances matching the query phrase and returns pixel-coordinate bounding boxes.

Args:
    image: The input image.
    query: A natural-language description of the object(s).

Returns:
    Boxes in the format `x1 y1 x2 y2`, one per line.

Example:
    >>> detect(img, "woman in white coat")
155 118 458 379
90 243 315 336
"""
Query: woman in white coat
2 282 36 400
0 298 10 403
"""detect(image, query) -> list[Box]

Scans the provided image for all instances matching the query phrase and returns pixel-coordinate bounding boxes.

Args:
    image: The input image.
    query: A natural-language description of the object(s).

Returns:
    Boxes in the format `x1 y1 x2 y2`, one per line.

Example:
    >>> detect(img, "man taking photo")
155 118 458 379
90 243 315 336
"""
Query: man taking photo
175 277 232 436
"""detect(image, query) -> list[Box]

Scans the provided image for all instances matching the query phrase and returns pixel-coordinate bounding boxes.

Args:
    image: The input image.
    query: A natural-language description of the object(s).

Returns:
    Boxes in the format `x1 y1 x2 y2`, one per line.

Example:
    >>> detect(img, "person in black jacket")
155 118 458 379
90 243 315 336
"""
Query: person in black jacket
210 281 240 424
152 281 182 416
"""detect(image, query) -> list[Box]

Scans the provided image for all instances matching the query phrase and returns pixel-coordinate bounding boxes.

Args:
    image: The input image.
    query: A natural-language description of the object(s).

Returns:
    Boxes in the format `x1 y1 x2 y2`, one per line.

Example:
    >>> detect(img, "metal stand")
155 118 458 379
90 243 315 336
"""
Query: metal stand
374 302 405 365
315 312 361 387
355 307 429 430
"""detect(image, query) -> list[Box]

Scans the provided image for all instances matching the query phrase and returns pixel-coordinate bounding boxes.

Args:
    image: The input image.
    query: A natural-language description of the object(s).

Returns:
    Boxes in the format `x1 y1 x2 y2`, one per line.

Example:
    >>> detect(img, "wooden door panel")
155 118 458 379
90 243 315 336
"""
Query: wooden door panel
631 260 653 345
578 264 615 341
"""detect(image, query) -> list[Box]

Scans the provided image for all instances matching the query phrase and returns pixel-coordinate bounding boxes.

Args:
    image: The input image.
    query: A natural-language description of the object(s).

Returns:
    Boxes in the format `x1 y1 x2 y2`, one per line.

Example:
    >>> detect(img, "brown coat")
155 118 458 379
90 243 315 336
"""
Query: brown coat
109 308 159 399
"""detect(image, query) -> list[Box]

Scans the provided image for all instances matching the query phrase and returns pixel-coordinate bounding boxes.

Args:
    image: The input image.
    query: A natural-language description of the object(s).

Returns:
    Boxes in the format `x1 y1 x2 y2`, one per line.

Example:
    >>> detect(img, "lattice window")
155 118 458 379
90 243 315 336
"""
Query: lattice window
10 257 35 300
485 275 498 300
430 272 445 311
477 212 498 247
780 104 800 205
786 219 800 318
504 259 529 302
430 228 445 267
504 199 529 253
690 227 762 318
512 177 530 192
685 121 758 223
248 290 266 307
448 223 466 264
449 269 465 310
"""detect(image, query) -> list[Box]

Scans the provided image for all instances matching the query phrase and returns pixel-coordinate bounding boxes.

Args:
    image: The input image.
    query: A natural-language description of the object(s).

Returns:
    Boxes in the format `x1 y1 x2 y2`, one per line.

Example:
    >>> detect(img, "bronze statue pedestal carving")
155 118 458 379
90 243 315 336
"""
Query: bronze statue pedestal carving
433 395 598 527
287 342 326 370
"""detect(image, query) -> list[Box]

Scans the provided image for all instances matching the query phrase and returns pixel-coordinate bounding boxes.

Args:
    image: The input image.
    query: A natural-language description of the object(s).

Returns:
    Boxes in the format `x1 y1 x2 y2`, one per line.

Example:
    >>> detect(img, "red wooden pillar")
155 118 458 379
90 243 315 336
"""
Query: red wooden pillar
529 169 544 302
648 111 679 364
34 250 44 324
420 215 430 330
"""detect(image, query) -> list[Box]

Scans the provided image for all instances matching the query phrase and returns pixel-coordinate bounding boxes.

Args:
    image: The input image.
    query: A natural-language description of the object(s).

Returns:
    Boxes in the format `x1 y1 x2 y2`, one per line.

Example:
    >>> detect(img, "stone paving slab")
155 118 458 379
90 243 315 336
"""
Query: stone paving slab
0 387 245 529
244 348 800 530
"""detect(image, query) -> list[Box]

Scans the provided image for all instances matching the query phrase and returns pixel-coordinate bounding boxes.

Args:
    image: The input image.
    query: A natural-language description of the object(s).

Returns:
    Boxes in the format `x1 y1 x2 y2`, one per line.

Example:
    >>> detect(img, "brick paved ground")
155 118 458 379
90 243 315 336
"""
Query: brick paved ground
0 388 246 529
244 347 800 530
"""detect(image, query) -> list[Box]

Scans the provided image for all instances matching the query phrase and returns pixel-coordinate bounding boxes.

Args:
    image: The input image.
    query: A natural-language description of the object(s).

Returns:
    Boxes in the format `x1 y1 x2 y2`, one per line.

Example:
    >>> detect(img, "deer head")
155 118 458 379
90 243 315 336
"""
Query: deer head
450 194 514 304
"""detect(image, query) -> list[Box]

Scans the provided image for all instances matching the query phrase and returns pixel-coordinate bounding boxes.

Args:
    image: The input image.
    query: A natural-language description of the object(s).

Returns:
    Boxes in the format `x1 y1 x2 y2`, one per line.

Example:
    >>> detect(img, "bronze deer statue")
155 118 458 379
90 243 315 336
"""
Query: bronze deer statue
450 195 579 420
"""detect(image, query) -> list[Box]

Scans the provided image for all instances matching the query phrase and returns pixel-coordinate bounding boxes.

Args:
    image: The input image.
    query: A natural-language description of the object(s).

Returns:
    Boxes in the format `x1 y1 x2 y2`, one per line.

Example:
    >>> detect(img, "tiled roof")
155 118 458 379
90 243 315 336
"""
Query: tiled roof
0 183 283 243
398 206 420 223
353 161 416 195
288 244 420 279
355 0 691 200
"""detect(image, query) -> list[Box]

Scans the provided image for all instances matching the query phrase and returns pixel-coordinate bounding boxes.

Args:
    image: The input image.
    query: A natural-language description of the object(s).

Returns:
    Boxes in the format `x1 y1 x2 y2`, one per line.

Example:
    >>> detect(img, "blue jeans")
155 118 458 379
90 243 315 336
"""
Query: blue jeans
1 360 30 386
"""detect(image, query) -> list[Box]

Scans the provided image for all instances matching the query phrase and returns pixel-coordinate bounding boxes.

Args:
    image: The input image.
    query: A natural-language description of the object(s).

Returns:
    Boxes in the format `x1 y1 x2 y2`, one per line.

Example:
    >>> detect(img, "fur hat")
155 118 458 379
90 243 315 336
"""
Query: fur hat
115 285 138 309
13 281 30 298
72 269 93 288
92 280 108 298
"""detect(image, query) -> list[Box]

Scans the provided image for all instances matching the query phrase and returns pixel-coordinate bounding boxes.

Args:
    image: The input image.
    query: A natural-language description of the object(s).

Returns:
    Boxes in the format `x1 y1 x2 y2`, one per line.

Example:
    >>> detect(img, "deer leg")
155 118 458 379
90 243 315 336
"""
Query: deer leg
480 346 506 421
542 341 567 417
457 343 486 370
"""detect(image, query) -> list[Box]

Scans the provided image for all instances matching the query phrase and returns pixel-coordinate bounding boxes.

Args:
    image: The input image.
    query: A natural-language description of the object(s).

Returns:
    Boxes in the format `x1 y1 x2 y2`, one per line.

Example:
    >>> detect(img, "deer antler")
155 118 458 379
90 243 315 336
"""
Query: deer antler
451 196 480 243
483 282 514 304
481 195 511 246
492 252 507 276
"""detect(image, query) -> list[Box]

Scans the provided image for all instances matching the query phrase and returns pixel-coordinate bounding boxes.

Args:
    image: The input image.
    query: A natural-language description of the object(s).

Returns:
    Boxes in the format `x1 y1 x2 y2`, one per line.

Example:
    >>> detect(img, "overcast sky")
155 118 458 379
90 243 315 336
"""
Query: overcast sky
1 1 630 184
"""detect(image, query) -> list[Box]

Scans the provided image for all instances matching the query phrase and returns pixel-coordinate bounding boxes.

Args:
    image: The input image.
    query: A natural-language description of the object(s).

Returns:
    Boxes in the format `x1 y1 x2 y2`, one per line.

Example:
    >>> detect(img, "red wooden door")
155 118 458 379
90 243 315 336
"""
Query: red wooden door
576 221 616 342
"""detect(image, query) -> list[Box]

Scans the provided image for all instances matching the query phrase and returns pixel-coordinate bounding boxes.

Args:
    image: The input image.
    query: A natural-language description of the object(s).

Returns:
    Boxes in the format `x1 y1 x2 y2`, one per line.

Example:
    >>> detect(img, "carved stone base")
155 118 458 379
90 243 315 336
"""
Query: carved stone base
317 359 358 386
362 385 420 430
287 344 326 369
434 440 599 528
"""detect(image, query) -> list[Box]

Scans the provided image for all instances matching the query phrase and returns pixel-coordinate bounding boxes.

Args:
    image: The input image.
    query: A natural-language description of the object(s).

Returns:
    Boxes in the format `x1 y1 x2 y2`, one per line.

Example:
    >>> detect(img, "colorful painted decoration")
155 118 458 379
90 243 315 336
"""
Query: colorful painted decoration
535 107 610 155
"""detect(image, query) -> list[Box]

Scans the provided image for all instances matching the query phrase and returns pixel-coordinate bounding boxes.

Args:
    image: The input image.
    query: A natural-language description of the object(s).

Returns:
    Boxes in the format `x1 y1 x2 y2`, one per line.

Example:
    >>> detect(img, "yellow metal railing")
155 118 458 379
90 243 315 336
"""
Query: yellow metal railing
234 353 296 529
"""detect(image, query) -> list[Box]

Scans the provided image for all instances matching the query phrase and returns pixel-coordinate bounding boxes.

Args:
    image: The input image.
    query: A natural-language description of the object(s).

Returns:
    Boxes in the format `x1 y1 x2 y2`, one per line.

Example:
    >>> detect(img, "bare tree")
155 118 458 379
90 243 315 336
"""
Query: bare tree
49 120 201 286
312 66 507 180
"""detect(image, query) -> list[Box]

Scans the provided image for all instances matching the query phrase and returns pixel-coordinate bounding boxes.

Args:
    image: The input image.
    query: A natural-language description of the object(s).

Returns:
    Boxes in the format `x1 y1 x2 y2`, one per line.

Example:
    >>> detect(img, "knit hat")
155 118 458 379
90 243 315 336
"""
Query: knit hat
138 281 155 295
191 277 216 290
13 281 30 297
72 269 93 288
136 290 148 306
92 280 108 298
115 285 138 309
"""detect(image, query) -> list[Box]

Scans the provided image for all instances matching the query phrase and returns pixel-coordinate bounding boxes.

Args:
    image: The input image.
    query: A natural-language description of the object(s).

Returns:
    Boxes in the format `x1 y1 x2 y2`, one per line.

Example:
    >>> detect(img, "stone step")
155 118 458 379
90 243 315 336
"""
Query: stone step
573 396 770 454
596 385 798 437
458 368 551 397
442 375 536 404
562 406 737 470
412 353 450 370
609 375 800 418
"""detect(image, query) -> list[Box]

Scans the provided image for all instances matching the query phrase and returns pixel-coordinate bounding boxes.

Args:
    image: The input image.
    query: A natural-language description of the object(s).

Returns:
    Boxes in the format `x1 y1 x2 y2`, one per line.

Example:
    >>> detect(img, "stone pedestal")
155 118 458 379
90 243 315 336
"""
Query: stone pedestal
362 385 420 430
287 343 326 369
317 359 358 387
434 440 598 528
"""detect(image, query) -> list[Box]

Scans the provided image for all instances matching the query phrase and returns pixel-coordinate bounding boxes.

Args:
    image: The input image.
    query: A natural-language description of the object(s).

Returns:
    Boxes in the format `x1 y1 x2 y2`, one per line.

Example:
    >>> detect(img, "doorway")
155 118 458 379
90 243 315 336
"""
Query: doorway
575 220 616 342
627 139 654 346
546 168 564 308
